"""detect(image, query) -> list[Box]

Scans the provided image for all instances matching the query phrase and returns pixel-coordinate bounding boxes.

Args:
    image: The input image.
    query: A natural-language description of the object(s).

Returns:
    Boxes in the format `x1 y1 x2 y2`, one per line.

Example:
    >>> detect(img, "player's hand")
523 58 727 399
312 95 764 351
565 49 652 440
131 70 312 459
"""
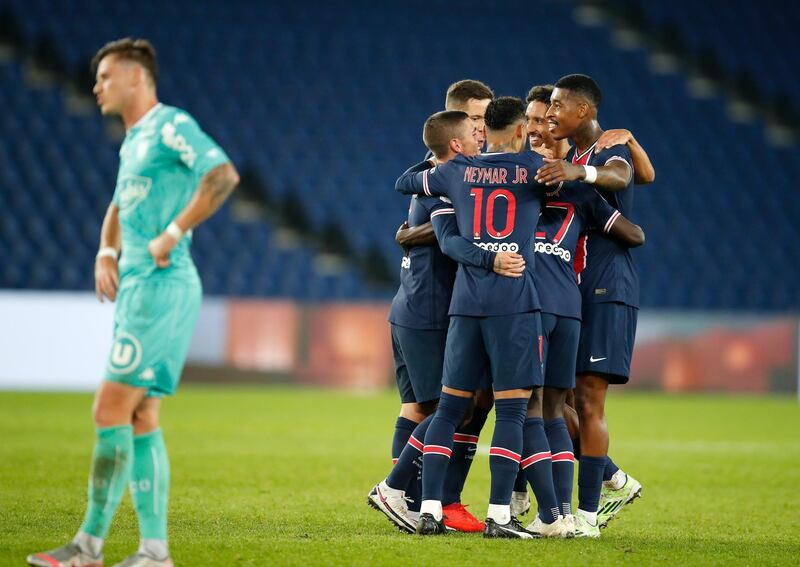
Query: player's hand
395 222 410 247
148 232 178 268
595 129 633 151
535 159 584 185
493 252 525 278
95 256 119 302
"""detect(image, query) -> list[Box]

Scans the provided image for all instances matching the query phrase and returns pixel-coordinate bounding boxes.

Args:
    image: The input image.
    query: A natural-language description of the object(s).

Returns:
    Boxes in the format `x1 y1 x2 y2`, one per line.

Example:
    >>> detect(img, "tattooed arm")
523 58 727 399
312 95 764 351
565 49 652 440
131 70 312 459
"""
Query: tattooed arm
148 162 240 267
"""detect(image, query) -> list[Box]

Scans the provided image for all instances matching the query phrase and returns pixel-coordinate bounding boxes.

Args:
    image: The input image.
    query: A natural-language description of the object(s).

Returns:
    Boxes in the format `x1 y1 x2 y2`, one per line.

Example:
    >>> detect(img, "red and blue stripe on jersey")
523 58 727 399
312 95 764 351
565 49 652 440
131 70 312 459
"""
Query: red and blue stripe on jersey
568 141 639 308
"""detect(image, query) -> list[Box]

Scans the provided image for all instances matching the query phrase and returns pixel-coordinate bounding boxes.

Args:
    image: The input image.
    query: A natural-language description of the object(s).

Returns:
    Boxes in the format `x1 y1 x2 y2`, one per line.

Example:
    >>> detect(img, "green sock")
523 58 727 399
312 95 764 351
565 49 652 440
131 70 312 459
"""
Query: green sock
131 428 170 542
80 425 134 538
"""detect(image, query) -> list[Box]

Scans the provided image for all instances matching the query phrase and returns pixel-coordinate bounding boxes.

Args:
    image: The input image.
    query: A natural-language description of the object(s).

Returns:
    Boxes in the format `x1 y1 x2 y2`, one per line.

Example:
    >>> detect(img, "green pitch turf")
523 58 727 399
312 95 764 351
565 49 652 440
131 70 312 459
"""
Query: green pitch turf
1 387 799 566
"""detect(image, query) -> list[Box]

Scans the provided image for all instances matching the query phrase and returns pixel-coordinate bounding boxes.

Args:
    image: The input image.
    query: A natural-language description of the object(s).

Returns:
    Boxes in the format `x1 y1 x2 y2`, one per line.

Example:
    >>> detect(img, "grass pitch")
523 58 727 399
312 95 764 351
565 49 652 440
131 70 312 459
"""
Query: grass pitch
1 387 799 566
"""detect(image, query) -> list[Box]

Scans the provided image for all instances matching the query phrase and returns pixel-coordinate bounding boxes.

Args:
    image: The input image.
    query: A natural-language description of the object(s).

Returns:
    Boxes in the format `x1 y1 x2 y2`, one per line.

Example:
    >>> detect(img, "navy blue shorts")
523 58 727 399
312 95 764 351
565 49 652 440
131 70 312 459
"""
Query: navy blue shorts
443 312 543 393
391 324 446 404
541 313 580 390
575 302 638 384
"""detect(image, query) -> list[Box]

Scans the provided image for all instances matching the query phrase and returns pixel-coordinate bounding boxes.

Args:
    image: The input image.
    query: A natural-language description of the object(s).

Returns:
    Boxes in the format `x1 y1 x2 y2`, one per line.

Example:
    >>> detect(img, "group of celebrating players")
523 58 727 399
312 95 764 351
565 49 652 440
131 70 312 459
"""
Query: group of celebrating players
368 76 655 539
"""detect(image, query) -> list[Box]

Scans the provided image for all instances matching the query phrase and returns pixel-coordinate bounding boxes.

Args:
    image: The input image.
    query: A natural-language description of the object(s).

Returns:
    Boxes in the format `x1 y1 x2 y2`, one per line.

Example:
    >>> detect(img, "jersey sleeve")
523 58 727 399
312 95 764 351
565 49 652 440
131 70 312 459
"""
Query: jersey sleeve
582 188 621 234
395 160 448 197
159 111 230 177
596 144 633 183
429 199 495 271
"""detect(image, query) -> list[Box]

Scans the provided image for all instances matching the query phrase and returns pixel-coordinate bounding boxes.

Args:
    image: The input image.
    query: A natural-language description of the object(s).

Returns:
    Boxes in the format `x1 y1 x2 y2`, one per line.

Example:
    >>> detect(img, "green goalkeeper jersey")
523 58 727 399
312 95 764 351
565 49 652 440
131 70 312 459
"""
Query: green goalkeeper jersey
112 103 230 286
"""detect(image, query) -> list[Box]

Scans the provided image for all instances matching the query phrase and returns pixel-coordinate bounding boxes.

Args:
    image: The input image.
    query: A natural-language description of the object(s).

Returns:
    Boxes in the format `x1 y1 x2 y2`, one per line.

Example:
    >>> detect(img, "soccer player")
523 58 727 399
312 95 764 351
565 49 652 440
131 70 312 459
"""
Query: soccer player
27 39 239 567
377 110 483 533
382 80 497 534
520 84 653 530
444 79 494 149
371 110 524 534
536 74 643 537
395 97 574 539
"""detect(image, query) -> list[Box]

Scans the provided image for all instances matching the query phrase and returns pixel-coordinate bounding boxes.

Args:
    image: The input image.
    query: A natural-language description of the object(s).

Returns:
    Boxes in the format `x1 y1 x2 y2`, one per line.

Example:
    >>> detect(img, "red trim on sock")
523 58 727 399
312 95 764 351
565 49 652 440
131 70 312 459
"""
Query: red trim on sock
489 447 521 462
551 451 574 463
423 444 452 457
521 451 552 469
453 433 479 444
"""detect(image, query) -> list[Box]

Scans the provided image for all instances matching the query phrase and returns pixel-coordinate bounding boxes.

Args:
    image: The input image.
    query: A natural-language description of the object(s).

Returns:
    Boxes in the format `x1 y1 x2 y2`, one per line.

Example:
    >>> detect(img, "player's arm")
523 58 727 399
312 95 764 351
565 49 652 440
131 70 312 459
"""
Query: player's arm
587 189 645 247
95 202 121 302
395 161 446 197
395 221 437 248
595 129 655 185
535 157 630 192
607 213 645 247
431 209 524 278
148 162 240 267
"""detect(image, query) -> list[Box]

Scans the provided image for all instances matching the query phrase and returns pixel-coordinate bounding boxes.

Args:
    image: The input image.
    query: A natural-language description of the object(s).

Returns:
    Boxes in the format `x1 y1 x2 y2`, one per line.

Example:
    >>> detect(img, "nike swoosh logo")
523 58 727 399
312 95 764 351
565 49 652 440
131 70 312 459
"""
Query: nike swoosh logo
589 356 607 363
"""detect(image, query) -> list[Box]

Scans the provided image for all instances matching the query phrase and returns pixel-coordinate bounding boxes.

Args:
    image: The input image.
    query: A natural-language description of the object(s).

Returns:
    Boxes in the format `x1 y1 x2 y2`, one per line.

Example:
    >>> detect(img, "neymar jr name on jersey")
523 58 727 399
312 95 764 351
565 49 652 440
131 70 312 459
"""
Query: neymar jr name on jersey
462 164 529 185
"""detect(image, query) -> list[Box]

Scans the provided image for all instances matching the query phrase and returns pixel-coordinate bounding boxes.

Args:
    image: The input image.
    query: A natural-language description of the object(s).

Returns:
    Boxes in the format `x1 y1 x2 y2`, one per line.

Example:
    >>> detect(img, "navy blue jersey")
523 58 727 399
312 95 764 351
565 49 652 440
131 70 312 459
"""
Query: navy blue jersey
568 141 639 307
535 184 620 319
388 193 458 330
396 152 553 317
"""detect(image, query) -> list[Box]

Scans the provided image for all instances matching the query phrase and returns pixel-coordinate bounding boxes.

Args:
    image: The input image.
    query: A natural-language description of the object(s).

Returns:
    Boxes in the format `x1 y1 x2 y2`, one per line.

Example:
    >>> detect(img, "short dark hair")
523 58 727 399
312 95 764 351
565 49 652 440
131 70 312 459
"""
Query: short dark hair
445 79 494 110
554 74 602 107
484 96 526 131
526 84 554 105
423 110 470 158
92 38 159 85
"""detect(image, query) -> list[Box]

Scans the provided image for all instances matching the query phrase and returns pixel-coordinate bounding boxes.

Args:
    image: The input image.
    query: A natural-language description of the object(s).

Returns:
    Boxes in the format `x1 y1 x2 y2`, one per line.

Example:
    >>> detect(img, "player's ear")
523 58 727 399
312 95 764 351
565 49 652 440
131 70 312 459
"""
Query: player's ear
515 123 525 140
577 101 589 119
128 63 143 87
449 137 462 154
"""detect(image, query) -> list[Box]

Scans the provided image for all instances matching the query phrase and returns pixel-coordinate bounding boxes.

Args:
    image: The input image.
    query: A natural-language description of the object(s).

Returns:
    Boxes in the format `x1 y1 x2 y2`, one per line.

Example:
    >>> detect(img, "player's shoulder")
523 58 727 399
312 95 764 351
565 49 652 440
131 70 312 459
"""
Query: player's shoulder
157 105 198 128
593 141 632 165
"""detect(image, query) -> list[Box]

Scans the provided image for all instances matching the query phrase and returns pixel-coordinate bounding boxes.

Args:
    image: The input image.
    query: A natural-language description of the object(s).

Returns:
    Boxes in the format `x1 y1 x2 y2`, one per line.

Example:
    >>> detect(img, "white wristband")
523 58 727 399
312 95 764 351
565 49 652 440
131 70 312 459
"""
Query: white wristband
96 246 118 260
583 165 598 184
165 221 184 241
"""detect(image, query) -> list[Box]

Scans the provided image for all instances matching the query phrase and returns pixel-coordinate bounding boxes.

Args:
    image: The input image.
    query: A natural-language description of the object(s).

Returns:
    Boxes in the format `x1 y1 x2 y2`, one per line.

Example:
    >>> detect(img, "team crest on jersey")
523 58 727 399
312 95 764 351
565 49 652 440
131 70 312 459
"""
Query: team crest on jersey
107 331 143 374
116 175 152 211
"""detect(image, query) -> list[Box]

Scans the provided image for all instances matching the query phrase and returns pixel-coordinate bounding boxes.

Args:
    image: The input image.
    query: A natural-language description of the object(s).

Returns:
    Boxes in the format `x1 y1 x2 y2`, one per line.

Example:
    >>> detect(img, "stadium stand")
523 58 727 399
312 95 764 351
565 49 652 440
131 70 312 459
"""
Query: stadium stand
1 0 798 309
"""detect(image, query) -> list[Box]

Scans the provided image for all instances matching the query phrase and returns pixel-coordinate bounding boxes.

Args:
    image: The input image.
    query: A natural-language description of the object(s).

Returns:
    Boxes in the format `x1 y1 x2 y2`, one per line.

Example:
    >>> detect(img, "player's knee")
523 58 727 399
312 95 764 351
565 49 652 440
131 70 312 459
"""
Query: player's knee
474 389 494 411
574 389 602 422
542 387 567 420
526 387 543 417
132 405 160 434
92 399 131 428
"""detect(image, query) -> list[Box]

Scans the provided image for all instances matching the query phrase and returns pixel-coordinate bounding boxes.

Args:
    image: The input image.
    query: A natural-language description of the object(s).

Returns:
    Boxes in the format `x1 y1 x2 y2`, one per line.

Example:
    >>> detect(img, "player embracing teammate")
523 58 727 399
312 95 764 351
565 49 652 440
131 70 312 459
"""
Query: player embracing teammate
373 73 653 540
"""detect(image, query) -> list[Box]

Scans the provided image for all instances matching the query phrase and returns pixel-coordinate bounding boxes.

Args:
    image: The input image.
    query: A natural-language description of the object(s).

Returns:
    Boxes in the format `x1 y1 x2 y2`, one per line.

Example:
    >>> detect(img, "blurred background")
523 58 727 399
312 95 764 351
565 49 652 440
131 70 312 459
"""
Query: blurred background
0 0 797 395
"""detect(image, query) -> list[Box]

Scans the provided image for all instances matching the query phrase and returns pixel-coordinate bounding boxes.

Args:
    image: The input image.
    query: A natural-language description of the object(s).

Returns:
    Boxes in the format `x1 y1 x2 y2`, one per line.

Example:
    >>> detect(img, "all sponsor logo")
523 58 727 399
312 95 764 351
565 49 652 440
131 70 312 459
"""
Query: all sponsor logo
534 241 571 262
473 242 519 253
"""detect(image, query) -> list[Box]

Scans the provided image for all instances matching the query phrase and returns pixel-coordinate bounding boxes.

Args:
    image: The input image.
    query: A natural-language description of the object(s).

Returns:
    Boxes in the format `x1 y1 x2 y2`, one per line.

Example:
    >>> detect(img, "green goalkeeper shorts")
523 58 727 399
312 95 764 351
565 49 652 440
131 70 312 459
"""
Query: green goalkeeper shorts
104 278 202 397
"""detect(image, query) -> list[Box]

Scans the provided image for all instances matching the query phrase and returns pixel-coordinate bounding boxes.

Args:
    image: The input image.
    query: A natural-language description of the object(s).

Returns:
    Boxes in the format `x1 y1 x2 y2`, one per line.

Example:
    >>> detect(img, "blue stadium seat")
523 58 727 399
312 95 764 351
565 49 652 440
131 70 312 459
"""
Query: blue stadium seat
0 0 797 309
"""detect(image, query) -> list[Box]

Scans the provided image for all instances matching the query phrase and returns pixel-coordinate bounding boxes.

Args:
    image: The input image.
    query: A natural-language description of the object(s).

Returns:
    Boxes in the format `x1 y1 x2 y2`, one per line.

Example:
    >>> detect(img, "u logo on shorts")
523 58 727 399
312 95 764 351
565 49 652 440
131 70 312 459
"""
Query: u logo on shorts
108 331 143 374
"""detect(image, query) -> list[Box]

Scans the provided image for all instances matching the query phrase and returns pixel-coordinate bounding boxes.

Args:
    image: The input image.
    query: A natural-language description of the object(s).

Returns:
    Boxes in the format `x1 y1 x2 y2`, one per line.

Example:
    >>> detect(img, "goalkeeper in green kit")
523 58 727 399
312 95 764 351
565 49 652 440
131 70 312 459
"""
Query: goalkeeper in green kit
28 38 239 567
